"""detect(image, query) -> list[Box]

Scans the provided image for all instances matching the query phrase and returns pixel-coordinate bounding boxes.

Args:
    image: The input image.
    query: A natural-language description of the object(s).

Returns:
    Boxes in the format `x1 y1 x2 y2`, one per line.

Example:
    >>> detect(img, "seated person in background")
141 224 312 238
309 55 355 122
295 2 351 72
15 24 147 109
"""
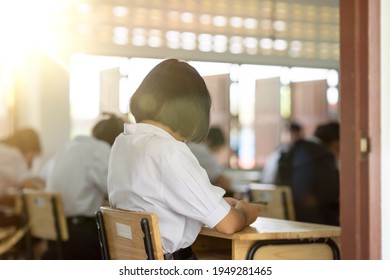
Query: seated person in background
44 114 124 260
0 128 44 198
314 121 340 168
108 59 266 260
275 121 340 226
187 126 233 196
262 121 303 184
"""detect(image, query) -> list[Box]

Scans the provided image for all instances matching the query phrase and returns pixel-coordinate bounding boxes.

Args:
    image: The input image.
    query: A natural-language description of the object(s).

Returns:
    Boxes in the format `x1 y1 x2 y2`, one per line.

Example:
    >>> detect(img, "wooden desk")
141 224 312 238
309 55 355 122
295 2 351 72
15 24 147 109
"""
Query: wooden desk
193 217 341 260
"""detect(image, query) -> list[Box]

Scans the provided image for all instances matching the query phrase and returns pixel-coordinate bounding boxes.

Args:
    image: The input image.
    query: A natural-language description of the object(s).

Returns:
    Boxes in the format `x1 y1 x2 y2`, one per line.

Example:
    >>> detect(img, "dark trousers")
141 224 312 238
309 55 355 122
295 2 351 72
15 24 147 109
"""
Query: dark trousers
164 246 197 260
43 216 101 260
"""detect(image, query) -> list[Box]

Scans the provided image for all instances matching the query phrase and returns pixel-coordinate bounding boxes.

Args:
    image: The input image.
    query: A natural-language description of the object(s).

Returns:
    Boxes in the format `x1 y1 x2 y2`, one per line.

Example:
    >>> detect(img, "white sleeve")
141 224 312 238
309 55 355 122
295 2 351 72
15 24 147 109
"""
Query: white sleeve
1 149 30 185
160 146 231 228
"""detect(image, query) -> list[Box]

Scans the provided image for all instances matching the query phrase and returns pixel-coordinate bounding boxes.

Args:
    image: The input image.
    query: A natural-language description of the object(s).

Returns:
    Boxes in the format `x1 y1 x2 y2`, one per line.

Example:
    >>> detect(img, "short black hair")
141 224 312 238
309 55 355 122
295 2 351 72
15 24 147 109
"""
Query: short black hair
92 114 124 146
314 121 340 146
130 58 211 142
207 126 226 149
289 121 302 133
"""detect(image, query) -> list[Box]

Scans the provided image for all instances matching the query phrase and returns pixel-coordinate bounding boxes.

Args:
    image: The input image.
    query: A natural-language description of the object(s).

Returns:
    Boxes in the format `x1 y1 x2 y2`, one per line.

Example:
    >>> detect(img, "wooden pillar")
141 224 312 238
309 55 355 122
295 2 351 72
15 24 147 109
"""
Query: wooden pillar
339 0 381 259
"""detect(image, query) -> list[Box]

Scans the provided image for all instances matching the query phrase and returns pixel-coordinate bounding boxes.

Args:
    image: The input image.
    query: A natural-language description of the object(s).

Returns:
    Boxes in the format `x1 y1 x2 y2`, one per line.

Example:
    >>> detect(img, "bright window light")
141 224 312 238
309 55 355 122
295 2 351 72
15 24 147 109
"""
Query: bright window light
273 20 286 32
188 61 231 76
166 31 180 41
230 43 244 54
213 16 227 27
289 67 328 82
230 17 243 28
243 18 258 29
260 38 273 50
0 0 67 65
113 27 129 45
327 87 339 105
327 69 339 87
274 39 288 51
181 12 194 23
112 6 128 17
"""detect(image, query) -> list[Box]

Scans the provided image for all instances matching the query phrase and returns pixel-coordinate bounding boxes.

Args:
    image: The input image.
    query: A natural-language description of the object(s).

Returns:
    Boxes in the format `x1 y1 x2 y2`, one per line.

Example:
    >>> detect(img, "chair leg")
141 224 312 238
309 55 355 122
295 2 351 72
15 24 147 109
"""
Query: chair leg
51 196 63 259
95 211 109 260
21 192 33 259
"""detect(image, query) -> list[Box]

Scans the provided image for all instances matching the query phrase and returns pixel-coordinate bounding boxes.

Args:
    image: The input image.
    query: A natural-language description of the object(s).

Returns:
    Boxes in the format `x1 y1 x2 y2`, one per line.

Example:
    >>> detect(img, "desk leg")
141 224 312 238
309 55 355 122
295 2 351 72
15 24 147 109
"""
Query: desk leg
232 240 252 260
232 238 340 260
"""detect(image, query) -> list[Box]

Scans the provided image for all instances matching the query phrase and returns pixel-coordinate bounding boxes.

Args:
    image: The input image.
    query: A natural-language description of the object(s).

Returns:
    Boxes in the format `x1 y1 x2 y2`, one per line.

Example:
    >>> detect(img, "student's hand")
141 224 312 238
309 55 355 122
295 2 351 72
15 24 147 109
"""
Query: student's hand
20 177 45 190
215 200 267 235
235 200 267 226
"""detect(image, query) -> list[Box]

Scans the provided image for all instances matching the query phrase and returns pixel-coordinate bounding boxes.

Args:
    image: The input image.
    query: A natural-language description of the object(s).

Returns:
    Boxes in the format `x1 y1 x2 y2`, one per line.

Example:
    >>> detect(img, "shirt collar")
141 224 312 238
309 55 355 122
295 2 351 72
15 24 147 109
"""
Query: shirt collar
124 123 177 141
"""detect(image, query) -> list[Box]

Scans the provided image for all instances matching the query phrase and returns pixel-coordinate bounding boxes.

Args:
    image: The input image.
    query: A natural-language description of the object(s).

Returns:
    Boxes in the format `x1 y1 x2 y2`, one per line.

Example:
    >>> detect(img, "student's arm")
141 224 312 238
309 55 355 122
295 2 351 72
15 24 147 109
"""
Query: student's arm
215 201 266 235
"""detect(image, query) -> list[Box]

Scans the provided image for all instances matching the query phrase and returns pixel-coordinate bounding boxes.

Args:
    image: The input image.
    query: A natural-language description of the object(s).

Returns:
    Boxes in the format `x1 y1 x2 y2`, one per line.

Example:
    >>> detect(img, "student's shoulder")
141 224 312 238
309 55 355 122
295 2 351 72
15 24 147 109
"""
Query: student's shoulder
146 135 188 155
0 144 24 162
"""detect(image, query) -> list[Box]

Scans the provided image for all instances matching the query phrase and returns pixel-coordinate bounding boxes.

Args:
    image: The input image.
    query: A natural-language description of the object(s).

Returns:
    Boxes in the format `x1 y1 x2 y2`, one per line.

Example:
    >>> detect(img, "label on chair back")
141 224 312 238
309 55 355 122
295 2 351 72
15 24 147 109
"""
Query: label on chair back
33 197 46 207
116 223 133 239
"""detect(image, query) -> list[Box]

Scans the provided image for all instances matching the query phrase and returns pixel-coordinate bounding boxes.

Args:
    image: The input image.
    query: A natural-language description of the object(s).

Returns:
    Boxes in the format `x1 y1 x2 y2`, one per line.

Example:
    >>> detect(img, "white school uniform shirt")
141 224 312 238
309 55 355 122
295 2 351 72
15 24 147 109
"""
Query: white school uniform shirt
187 142 224 183
46 136 110 217
108 123 231 254
0 144 30 196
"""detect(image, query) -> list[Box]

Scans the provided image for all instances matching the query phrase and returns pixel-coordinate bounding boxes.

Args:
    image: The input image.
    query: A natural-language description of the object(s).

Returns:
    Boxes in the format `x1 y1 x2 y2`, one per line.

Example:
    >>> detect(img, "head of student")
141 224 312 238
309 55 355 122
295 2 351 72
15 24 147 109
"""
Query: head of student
206 126 226 152
1 128 41 168
130 58 211 143
92 113 125 146
314 121 340 157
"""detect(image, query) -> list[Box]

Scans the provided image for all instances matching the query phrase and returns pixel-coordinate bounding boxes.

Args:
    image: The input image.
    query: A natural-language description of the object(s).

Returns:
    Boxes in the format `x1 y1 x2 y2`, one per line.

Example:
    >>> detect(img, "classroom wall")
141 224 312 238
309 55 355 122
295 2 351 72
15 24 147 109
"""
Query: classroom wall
15 50 71 170
381 0 390 260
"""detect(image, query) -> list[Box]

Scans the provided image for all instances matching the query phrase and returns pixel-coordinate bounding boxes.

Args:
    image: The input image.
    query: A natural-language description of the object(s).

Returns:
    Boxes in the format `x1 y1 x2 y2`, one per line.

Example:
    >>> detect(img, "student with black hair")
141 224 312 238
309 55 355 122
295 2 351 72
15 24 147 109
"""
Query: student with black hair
262 121 303 184
44 114 124 259
188 126 233 195
108 59 266 260
0 128 44 197
276 121 340 226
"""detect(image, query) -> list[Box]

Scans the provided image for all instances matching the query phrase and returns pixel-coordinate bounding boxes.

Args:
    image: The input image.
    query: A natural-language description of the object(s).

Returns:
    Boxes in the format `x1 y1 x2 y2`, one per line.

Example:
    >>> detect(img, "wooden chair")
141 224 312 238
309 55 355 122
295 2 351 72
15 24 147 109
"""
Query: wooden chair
95 206 164 260
0 191 28 258
0 190 24 227
22 189 68 259
249 183 295 220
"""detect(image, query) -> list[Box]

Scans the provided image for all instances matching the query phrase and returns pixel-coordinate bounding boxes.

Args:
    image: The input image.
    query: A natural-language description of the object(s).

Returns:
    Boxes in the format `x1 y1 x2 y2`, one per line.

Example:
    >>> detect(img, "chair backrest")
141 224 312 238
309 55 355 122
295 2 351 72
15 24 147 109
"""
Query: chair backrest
249 183 295 220
22 189 68 241
0 190 24 227
0 191 28 258
22 189 69 259
96 206 164 260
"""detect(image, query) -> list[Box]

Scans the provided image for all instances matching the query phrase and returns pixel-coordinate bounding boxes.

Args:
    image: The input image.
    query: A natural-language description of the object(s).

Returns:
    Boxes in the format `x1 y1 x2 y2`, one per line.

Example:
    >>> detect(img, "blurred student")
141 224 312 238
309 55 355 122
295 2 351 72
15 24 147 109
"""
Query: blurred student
0 128 44 197
44 114 124 259
276 121 340 226
187 126 233 195
262 121 303 184
108 59 266 260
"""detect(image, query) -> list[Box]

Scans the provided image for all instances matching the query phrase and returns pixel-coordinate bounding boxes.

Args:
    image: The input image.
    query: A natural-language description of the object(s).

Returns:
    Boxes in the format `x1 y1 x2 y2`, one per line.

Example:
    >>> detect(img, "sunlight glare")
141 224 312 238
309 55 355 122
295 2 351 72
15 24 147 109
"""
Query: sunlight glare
0 0 65 64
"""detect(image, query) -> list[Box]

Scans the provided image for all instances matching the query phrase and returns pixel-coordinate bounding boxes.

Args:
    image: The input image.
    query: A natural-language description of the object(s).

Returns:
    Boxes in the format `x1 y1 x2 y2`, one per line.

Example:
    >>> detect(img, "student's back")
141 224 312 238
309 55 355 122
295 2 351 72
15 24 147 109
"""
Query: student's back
44 114 124 260
276 139 339 225
0 128 43 196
